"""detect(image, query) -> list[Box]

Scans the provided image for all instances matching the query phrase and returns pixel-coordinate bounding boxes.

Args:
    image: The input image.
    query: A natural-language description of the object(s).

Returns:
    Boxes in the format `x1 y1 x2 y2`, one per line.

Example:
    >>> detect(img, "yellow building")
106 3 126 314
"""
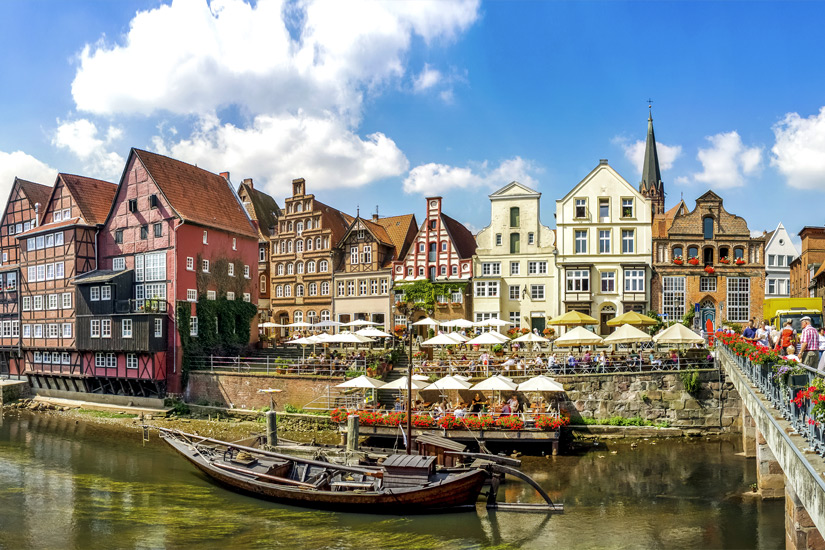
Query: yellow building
555 160 652 335
473 181 556 332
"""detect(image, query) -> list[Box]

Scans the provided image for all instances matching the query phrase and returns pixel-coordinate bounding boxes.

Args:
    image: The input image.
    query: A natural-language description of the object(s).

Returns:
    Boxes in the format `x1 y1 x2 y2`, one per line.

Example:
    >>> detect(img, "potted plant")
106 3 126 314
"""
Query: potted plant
673 255 683 265
719 256 730 264
735 258 746 265
687 257 700 266
704 265 715 274
492 344 504 356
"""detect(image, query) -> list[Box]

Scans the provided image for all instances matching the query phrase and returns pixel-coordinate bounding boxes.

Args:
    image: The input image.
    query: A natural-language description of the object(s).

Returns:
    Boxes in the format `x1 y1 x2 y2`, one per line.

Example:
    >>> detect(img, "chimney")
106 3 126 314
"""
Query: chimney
243 178 253 189
220 172 230 181
34 203 40 227
372 214 379 222
599 159 608 165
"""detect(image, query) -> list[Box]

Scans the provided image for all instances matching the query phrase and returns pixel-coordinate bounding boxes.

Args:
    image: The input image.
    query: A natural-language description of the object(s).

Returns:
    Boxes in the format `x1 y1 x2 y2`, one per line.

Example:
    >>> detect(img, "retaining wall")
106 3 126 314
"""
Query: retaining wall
186 371 343 410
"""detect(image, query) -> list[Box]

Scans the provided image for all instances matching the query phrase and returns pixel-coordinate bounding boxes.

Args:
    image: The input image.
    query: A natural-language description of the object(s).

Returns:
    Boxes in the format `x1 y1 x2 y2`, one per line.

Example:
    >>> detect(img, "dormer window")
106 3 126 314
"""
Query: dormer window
575 198 587 218
149 194 159 208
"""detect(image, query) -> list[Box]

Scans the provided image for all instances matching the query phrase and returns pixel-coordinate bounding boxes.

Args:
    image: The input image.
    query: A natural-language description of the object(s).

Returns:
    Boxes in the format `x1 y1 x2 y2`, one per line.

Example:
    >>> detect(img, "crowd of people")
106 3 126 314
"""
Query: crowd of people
737 316 825 371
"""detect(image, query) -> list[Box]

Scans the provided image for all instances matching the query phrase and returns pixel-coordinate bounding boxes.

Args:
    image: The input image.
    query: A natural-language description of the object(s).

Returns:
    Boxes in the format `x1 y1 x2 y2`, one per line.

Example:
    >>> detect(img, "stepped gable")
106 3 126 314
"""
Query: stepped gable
60 174 117 224
666 191 750 237
133 148 257 238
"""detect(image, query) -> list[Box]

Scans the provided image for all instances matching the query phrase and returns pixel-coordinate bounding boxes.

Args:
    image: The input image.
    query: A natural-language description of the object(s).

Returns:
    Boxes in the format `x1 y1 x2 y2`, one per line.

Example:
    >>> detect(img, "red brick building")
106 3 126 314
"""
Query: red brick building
789 227 825 301
651 191 766 330
0 178 51 376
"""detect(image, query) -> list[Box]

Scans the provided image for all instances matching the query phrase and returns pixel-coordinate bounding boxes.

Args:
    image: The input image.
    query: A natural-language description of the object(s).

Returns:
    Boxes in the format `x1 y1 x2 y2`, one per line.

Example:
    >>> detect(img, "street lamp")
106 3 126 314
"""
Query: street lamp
395 301 414 454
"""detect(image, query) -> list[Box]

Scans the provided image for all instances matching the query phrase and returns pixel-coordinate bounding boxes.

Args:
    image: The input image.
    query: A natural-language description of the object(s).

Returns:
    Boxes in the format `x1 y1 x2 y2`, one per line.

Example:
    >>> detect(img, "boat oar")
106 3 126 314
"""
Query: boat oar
210 461 318 489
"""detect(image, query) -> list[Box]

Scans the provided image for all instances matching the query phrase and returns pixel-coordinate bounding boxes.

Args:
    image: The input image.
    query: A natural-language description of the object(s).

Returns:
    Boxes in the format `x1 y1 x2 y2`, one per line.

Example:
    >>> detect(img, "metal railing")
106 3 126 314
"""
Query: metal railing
115 299 168 314
189 355 367 377
719 344 825 456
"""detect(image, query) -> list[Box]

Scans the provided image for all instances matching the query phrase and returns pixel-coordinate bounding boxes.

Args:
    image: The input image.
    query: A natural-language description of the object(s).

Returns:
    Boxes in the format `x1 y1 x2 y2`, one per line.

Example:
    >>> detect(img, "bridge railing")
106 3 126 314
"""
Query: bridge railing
718 342 825 456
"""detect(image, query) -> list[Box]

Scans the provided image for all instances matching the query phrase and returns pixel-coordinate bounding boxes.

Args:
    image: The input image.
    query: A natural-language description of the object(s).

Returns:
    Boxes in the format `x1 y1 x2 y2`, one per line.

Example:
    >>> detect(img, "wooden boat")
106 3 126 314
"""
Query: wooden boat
160 428 489 514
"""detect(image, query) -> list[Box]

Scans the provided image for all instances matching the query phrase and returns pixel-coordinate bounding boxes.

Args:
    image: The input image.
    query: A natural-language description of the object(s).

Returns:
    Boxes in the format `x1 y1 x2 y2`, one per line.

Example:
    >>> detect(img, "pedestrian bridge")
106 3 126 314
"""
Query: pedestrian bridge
718 346 825 549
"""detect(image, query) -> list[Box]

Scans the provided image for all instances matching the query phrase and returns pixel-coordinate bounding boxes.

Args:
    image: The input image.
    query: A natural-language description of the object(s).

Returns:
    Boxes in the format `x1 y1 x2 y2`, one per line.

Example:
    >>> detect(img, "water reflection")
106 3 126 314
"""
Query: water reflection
0 409 784 549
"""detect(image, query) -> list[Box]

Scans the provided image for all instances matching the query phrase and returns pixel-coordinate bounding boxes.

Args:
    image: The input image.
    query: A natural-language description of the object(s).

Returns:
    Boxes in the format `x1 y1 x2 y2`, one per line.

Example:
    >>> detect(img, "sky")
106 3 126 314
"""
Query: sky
1 0 824 244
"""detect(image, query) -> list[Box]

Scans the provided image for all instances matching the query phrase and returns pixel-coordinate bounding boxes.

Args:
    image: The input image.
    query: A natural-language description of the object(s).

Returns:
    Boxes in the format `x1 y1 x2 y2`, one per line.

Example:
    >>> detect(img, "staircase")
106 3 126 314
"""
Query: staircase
377 354 411 408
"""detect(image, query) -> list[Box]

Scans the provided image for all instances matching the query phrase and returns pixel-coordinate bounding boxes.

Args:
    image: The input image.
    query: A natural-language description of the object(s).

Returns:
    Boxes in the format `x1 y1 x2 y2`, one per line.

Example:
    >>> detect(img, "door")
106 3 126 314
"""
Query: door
701 308 715 332
600 313 616 335
531 317 545 333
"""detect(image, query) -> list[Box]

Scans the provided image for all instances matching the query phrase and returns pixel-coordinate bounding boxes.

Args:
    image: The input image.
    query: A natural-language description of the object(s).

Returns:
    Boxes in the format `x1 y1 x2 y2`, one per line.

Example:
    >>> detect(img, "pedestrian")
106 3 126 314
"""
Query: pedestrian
798 316 820 369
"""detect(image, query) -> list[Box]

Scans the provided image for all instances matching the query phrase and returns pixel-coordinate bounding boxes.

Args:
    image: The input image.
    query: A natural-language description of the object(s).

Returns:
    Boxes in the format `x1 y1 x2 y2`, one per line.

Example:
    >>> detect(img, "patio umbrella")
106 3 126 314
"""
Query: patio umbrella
547 311 598 326
286 321 313 328
342 320 380 327
382 377 430 390
421 334 463 346
552 326 604 346
517 375 565 392
336 375 386 389
474 318 512 327
653 323 704 345
412 318 439 326
442 318 474 328
327 332 375 344
445 332 469 342
471 375 518 392
603 324 653 344
259 322 279 328
512 332 550 343
424 375 473 391
355 327 392 338
606 311 659 327
287 337 316 345
466 332 510 345
313 320 343 328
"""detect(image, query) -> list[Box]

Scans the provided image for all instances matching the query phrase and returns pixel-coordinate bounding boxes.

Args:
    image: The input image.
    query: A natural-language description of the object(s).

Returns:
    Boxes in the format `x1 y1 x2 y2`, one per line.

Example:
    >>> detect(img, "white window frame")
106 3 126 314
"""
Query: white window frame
122 318 133 338
101 286 111 301
90 287 100 301
187 257 194 271
101 319 111 338
530 284 545 300
601 272 616 293
91 319 100 338
624 269 645 293
155 318 163 337
187 289 197 302
727 277 750 323
662 276 686 322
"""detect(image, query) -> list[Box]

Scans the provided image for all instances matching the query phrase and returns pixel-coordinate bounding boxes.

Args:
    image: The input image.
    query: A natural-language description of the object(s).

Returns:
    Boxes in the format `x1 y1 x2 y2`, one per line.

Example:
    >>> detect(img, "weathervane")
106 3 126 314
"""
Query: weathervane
647 98 653 110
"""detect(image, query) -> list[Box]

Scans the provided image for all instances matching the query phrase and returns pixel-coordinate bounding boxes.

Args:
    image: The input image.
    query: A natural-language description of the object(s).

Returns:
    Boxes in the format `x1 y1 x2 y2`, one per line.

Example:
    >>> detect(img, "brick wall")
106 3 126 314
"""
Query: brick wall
185 371 344 409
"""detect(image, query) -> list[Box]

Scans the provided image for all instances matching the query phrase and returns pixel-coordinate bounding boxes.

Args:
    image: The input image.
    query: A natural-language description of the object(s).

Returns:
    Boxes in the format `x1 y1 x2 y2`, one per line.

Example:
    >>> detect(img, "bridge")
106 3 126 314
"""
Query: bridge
718 344 825 549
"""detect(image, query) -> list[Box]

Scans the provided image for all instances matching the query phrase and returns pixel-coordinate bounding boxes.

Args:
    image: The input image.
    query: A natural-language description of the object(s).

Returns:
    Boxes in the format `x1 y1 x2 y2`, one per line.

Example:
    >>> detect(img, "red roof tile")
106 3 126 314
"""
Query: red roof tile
60 174 117 225
133 149 257 238
17 217 86 237
17 179 52 215
313 199 354 245
441 213 477 259
374 214 418 266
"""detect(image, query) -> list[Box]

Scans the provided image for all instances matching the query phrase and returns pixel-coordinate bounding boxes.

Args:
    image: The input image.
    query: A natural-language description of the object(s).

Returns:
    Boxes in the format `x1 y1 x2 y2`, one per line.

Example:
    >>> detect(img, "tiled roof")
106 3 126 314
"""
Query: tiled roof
441 213 477 259
313 199 354 246
654 200 686 239
17 217 86 237
374 214 418 266
238 181 280 238
133 149 257 238
17 179 52 213
60 174 117 225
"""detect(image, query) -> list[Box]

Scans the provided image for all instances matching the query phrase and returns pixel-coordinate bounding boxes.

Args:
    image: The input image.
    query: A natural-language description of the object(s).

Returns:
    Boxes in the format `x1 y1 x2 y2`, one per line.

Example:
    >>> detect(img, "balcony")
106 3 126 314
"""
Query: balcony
115 299 168 314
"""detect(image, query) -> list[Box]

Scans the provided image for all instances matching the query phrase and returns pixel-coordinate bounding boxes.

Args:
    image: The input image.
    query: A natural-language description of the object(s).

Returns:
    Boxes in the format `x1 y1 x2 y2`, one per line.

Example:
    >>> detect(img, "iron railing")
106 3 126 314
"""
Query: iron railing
189 355 367 376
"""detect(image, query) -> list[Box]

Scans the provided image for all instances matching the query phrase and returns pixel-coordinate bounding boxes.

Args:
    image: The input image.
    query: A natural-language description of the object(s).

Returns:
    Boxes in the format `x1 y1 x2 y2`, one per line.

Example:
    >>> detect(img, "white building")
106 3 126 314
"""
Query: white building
555 160 653 335
472 182 556 332
765 222 798 298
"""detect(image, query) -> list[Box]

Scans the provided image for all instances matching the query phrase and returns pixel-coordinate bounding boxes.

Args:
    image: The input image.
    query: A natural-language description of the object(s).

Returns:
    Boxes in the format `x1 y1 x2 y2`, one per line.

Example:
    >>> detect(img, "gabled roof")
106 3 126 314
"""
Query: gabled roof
557 161 644 204
696 190 723 203
441 213 477 259
313 199 354 246
238 180 280 238
653 199 687 239
375 214 418 266
18 178 52 214
129 149 257 238
489 180 540 200
60 174 117 225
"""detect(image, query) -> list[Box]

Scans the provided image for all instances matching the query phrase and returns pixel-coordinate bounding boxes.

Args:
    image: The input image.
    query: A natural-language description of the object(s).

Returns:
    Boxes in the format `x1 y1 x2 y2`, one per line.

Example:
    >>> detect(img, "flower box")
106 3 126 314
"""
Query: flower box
735 259 746 265
687 257 700 265
719 257 730 264
704 266 715 274
673 259 683 265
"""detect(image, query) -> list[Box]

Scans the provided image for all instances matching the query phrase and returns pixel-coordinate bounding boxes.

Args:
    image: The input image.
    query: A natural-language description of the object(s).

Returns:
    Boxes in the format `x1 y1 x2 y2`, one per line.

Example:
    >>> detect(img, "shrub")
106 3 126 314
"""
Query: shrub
535 414 571 430
679 370 701 395
438 415 464 429
495 416 524 430
462 415 497 430
412 415 435 428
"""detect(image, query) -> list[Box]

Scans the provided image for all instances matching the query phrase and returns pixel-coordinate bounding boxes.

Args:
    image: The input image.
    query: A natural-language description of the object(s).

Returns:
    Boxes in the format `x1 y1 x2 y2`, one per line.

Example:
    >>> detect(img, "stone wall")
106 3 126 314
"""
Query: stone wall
553 369 741 430
0 380 31 406
186 371 343 410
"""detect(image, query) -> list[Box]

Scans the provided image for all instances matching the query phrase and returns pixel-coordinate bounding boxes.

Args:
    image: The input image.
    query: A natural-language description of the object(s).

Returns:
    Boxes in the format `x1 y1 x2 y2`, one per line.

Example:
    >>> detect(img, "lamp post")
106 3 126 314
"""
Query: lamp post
396 301 414 454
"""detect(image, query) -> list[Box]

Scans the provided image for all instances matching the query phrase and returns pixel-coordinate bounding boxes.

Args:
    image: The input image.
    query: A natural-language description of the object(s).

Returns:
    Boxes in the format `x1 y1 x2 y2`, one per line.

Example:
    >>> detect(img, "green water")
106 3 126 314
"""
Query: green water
0 410 784 549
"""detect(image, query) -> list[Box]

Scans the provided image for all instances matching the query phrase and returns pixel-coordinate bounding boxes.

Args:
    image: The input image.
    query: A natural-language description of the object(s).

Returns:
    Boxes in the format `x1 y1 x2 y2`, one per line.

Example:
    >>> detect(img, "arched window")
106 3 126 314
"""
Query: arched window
277 263 284 275
321 310 330 321
296 240 303 253
296 202 303 212
308 282 317 296
286 263 294 275
275 285 283 297
296 262 304 274
323 237 329 248
320 282 329 295
284 285 292 297
306 218 312 230
672 246 683 259
407 267 413 276
280 241 286 254
287 240 293 253
316 237 322 249
688 246 698 258
259 274 266 288
734 247 745 260
510 207 520 227
510 233 520 254
703 217 714 240
703 246 714 266
294 310 303 322
296 284 304 297
306 238 313 251
418 267 424 276
451 265 457 275
307 261 316 273
319 260 328 272
296 221 303 234
429 242 436 262
288 221 293 232
440 265 446 275
719 246 730 260
307 310 317 323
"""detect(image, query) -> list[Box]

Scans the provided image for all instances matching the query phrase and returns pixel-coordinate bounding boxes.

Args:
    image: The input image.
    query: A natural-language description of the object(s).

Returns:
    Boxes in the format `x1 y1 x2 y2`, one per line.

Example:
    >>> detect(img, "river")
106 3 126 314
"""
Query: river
0 410 784 549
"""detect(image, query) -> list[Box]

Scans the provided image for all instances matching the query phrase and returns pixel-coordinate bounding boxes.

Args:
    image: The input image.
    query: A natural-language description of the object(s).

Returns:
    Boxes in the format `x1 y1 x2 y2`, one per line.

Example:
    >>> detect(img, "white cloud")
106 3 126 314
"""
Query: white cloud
771 106 825 190
691 131 762 189
413 64 442 92
71 0 480 120
0 150 58 207
153 112 409 190
403 156 539 195
52 118 124 180
619 138 682 174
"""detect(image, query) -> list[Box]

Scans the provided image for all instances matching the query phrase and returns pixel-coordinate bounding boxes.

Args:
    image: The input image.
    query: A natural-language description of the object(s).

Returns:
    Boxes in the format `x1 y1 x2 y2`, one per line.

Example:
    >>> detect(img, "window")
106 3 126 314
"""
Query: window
90 287 100 301
700 277 717 292
441 242 447 252
47 294 58 310
566 269 590 291
309 282 318 296
319 260 328 272
320 282 329 295
510 233 520 254
703 217 714 240
101 286 111 300
474 281 499 297
61 323 71 338
36 265 46 281
599 198 609 219
154 318 163 337
688 246 698 259
430 220 437 230
27 238 35 251
530 285 545 300
123 318 133 338
599 230 611 254
734 248 745 260
727 277 750 322
495 234 502 246
207 290 216 300
787 255 794 266
572 198 588 219
673 246 683 259
33 295 43 310
347 281 355 296
226 291 235 301
510 262 520 275
321 310 331 322
47 324 59 338
575 230 587 254
34 325 43 338
528 232 534 245
45 234 54 247
370 279 378 295
620 230 634 254
56 262 64 278
481 262 501 276
777 255 785 267
46 263 54 280
95 353 104 368
153 223 162 237
143 252 166 281
187 289 197 301
232 238 237 250
22 296 31 311
621 198 634 218
36 235 44 249
22 325 30 338
601 272 615 292
307 261 315 273
113 257 125 271
337 282 345 296
91 319 100 338
277 263 284 276
528 261 547 274
140 225 148 239
363 245 372 264
190 317 198 337
55 232 63 246
244 265 250 278
510 207 520 227
296 284 305 297
259 246 266 262
359 280 367 295
61 352 69 365
624 269 645 292
509 285 520 300
768 254 775 267
381 279 388 294
228 263 235 277
296 240 303 253
115 229 123 244
662 276 686 321
101 319 111 338
203 230 208 244
202 259 209 272
127 354 138 370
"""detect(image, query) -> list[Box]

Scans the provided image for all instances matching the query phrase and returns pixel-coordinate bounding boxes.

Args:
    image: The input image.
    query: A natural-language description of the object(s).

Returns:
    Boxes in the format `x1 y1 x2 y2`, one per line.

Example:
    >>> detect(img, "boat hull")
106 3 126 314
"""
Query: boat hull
163 436 487 514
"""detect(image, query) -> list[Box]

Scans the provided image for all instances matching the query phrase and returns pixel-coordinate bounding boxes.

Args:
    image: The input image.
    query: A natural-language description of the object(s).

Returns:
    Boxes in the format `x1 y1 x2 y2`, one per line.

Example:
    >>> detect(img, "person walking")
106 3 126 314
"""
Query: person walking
799 316 820 370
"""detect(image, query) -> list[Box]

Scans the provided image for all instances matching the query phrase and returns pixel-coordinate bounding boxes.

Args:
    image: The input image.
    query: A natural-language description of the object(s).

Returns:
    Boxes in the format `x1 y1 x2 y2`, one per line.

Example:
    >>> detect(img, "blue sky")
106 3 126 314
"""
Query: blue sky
1 0 824 243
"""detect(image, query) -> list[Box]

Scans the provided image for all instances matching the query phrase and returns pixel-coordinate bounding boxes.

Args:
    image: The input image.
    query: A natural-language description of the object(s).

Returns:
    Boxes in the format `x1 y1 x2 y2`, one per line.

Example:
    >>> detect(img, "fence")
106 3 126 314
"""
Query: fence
189 355 367 377
719 344 825 456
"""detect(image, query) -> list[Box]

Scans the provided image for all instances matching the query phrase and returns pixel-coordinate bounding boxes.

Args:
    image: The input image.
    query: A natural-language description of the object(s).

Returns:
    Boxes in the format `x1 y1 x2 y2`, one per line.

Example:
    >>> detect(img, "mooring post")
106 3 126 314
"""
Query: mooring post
266 410 278 447
347 414 360 453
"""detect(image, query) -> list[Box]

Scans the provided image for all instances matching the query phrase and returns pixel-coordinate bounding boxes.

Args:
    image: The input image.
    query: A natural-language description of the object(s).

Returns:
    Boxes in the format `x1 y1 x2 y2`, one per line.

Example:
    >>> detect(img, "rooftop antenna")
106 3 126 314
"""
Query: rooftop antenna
376 205 379 217
356 205 360 218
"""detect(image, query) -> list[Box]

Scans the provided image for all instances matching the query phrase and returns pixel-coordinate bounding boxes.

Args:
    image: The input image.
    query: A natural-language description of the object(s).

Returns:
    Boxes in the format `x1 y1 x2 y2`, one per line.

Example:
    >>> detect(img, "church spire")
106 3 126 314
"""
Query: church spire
640 106 665 216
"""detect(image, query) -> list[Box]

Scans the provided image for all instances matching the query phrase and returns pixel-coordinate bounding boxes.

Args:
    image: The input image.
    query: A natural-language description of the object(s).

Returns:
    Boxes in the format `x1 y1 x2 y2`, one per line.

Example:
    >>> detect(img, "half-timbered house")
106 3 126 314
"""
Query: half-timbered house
0 177 51 376
237 179 280 324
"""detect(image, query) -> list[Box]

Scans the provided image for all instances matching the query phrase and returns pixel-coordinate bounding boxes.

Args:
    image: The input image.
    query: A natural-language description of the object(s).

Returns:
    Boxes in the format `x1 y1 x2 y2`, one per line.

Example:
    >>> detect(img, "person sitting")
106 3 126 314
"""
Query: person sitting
499 402 511 417
566 352 576 369
508 394 520 415
454 405 466 418
533 355 545 369
393 398 404 411
669 350 679 367
649 352 662 368
501 357 517 370
583 350 592 364
548 353 557 372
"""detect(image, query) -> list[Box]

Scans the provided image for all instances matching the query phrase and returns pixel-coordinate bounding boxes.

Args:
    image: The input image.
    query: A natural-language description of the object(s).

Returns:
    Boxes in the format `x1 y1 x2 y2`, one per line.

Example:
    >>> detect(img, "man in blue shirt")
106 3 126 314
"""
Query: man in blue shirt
743 320 757 340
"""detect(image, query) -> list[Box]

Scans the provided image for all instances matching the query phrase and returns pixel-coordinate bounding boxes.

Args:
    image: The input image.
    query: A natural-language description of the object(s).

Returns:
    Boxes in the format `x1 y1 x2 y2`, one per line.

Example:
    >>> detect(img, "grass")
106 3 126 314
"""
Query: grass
77 409 139 419
581 416 670 428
